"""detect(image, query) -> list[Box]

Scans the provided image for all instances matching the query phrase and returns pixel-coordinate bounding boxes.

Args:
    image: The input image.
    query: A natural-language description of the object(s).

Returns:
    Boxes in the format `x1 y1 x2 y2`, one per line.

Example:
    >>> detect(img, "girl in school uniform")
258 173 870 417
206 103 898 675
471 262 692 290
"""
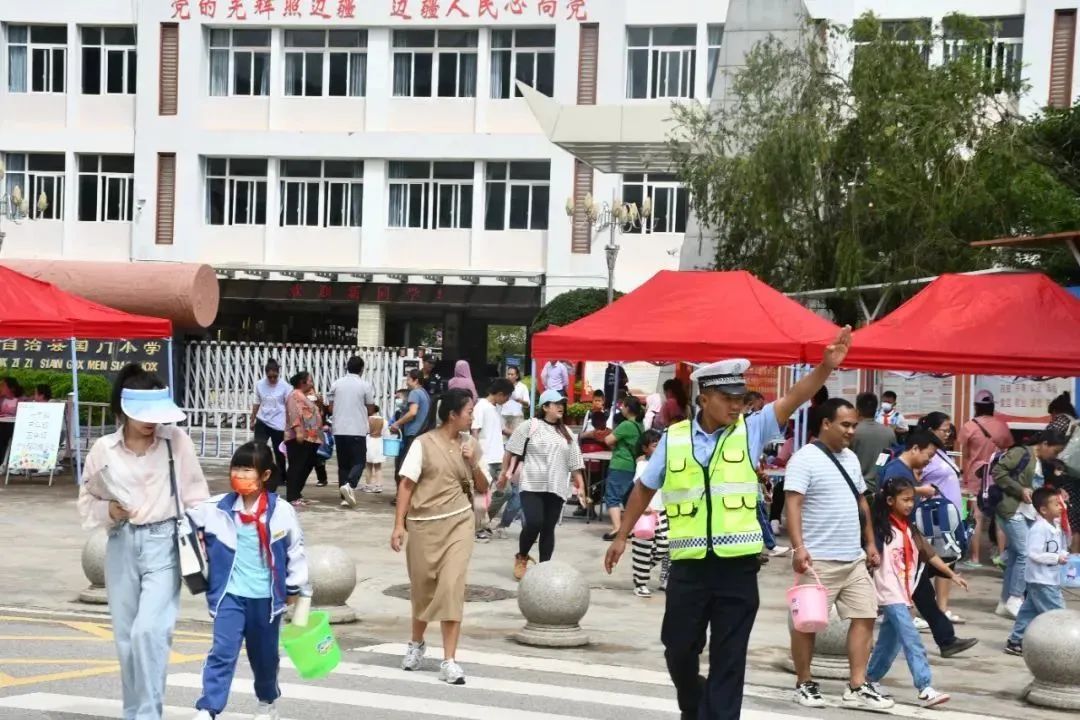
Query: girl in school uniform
189 441 310 720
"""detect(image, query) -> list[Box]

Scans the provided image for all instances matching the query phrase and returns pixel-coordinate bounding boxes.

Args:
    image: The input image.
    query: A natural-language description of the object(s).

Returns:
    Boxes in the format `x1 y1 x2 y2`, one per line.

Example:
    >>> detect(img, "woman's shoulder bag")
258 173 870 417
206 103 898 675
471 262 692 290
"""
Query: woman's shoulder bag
167 439 209 595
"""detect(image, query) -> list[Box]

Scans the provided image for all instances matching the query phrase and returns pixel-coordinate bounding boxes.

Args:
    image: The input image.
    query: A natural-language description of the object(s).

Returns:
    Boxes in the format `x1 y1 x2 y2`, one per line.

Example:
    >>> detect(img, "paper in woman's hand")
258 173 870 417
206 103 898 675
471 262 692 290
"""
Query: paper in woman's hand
96 466 138 509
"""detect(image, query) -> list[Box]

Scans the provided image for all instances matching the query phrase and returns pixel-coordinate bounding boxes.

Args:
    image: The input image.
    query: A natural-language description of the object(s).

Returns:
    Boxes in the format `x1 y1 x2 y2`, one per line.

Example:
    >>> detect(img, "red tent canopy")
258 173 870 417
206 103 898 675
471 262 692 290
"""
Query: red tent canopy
0 265 172 339
532 271 841 364
805 272 1080 376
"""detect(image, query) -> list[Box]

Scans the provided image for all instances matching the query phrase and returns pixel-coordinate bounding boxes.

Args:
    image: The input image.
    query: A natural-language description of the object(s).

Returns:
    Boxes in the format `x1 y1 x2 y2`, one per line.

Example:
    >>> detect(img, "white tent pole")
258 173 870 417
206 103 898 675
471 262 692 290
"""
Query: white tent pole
167 337 175 399
70 337 83 484
530 359 537 414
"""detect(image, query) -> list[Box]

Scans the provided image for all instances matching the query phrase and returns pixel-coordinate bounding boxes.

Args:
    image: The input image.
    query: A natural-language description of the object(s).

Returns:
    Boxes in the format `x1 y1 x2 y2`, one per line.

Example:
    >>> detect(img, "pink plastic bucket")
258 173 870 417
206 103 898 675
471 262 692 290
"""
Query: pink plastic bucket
632 512 658 540
787 567 829 633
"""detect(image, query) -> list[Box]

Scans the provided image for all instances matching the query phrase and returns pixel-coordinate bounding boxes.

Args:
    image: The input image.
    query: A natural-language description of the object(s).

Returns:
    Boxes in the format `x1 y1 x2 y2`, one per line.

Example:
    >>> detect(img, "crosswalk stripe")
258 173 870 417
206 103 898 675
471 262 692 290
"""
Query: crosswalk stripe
354 643 673 686
0 692 297 720
169 672 599 720
281 657 680 713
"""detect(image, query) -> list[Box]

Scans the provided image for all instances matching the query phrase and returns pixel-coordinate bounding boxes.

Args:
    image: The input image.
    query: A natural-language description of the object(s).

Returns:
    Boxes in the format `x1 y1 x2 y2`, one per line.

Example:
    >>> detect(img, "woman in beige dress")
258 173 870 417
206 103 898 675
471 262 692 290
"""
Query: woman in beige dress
390 388 489 685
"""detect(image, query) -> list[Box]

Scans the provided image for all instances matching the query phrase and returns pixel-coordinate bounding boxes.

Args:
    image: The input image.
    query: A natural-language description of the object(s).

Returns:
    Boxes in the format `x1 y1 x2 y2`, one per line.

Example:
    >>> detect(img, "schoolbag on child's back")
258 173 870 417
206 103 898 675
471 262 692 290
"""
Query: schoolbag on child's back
977 446 1030 515
911 495 967 560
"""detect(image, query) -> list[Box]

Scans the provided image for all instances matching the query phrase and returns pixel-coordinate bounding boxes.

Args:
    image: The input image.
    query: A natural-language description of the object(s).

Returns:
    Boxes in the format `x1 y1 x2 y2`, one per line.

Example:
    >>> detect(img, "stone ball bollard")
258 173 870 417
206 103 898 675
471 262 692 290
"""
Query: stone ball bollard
513 560 590 648
304 545 357 624
1023 608 1080 709
78 528 109 605
782 606 850 679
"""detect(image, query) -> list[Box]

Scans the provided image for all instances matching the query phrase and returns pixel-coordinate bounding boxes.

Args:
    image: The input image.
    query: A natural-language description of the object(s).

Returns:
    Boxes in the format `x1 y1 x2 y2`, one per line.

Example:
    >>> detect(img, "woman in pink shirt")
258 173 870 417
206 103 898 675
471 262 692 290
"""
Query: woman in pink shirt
956 391 1013 566
78 363 209 720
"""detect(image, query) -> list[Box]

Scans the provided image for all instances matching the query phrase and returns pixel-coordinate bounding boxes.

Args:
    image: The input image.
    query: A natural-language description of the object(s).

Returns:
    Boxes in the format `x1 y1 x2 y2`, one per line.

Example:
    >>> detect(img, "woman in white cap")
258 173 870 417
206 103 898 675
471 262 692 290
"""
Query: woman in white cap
78 362 209 720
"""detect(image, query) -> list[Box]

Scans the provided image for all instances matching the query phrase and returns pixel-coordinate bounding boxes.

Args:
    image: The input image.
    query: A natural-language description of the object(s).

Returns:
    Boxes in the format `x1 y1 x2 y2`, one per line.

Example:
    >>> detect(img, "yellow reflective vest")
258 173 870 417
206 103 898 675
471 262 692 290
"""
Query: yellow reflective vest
663 418 764 560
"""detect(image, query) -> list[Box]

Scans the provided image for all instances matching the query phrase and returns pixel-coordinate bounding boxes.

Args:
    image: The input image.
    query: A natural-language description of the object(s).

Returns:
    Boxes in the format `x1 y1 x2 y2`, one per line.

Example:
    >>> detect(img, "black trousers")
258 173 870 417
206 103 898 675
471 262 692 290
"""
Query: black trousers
253 419 286 473
662 555 760 720
0 422 13 466
335 435 367 488
913 563 956 650
769 480 784 523
519 491 563 561
285 440 317 502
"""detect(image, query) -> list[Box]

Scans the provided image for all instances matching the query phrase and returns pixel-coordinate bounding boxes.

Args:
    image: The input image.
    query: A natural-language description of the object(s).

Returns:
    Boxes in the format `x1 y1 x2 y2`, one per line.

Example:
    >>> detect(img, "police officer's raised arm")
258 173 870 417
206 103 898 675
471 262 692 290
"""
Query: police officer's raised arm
604 440 665 573
772 326 852 426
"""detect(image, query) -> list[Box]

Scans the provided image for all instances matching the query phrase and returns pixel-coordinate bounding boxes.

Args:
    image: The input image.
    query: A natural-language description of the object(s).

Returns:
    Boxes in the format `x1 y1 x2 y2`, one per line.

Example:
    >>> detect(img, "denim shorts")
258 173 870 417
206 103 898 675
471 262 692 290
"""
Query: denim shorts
604 469 636 509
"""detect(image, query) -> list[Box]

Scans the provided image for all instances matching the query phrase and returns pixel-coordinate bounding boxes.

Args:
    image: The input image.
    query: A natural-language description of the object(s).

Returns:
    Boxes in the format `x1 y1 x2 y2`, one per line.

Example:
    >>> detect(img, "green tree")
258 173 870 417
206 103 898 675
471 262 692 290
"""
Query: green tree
486 325 527 363
530 287 624 334
671 13 1080 307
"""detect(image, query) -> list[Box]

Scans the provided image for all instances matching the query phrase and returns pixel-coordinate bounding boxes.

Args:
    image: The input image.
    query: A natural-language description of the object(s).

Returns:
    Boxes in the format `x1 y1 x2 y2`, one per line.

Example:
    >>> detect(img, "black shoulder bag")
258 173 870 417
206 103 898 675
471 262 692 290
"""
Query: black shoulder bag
168 439 209 595
812 441 868 548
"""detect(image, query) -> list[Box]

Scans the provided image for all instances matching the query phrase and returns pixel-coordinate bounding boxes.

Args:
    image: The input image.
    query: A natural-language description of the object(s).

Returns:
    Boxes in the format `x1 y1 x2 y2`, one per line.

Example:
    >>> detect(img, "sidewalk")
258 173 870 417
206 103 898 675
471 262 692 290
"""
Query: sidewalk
0 465 1072 719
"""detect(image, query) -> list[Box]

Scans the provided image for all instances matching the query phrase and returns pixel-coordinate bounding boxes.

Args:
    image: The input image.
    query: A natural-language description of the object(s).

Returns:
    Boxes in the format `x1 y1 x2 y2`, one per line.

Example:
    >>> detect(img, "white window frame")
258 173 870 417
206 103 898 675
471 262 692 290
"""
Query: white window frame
622 173 688 234
81 26 137 95
392 29 477 98
625 26 697 100
3 152 65 220
942 20 1023 95
283 29 367 98
205 158 268 226
484 161 550 231
77 154 135 222
490 28 555 99
706 24 723 98
279 159 364 228
209 29 270 97
7 24 68 94
388 161 473 230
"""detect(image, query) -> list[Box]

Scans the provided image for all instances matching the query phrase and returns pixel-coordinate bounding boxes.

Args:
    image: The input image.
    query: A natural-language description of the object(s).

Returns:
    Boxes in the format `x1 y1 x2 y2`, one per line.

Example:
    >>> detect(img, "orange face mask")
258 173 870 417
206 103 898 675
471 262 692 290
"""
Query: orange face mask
230 470 261 496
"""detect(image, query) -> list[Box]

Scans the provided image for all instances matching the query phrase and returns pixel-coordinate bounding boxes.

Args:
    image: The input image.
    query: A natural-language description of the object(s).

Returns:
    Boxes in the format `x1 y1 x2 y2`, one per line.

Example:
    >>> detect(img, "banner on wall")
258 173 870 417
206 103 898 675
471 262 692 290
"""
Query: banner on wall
972 376 1077 426
824 369 860 402
745 366 780 404
881 373 955 422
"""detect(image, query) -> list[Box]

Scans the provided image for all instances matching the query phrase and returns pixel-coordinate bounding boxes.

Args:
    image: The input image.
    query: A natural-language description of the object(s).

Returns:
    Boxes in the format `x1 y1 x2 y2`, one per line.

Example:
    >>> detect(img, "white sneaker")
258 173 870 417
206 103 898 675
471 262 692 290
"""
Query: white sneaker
493 527 508 540
253 700 280 720
771 519 782 536
869 681 892 698
913 617 930 632
633 586 652 598
793 680 827 708
440 658 466 685
944 610 966 624
340 485 357 508
340 500 350 507
918 687 951 708
1005 596 1023 618
401 640 426 671
842 681 896 710
191 712 213 720
994 601 1012 618
770 545 790 557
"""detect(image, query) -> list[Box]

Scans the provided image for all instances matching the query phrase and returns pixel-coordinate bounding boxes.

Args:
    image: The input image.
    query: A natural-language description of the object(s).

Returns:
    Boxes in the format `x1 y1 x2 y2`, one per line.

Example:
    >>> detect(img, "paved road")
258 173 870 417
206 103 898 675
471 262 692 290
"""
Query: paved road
0 609 1021 720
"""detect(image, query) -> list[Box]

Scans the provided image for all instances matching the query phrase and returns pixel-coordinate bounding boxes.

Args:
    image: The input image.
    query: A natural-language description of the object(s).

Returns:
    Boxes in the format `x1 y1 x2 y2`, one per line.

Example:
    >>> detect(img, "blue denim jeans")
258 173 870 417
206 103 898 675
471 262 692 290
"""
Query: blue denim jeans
867 603 933 692
1001 513 1033 602
106 521 181 720
1008 583 1066 644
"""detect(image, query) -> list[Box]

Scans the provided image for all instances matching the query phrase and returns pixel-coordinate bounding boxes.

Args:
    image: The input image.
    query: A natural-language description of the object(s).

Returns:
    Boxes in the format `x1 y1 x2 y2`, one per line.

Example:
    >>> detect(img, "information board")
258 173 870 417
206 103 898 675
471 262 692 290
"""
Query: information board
5 402 66 471
881 373 955 421
973 376 1076 426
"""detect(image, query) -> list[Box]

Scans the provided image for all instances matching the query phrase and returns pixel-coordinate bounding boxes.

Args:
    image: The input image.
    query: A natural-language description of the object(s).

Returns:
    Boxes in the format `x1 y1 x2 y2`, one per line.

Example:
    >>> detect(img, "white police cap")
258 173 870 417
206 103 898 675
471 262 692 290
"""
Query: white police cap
690 359 751 395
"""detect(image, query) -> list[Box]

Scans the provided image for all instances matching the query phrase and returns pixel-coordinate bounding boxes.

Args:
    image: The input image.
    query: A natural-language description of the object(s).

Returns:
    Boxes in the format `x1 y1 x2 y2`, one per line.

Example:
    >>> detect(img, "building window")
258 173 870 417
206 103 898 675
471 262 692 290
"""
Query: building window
7 25 67 94
623 173 688 234
392 29 477 98
209 29 270 97
626 26 696 100
484 161 549 230
943 16 1024 94
491 28 555 98
81 27 137 95
284 29 366 98
388 161 473 229
77 154 135 222
706 25 723 98
280 159 363 228
2 153 65 219
205 158 268 225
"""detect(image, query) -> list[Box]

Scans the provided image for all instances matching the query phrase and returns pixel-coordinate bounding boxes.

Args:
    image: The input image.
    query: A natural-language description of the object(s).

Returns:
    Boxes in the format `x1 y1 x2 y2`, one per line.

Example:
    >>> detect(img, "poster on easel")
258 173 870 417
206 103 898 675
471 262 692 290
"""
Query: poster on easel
5 402 66 481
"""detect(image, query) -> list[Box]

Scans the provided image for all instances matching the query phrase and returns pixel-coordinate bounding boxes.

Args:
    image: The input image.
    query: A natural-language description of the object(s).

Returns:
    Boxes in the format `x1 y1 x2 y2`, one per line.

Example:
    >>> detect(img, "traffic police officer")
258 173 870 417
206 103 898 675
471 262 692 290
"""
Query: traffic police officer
605 328 851 720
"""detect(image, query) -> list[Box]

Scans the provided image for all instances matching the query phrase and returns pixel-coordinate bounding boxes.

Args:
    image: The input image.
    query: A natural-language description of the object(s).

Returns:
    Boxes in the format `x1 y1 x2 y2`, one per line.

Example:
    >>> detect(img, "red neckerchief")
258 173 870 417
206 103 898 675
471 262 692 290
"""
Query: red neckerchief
890 515 915 600
238 492 272 568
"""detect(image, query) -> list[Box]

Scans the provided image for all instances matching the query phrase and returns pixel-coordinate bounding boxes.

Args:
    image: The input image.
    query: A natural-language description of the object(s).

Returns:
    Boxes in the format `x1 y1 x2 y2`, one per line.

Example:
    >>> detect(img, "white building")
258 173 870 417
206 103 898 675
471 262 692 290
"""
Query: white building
0 0 1077 356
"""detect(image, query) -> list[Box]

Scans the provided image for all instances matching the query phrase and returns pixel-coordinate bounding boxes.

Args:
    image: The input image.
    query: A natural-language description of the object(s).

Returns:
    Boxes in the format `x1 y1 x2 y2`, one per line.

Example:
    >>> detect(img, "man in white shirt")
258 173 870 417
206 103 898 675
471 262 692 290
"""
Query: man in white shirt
251 359 289 471
500 365 531 432
541 360 569 394
327 355 376 509
473 378 514 541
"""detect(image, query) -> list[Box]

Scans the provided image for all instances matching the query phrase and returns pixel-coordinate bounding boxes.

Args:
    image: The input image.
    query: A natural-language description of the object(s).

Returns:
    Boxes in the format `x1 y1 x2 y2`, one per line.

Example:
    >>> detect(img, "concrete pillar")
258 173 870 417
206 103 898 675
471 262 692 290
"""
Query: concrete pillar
1023 608 1080 709
514 560 590 647
356 304 385 347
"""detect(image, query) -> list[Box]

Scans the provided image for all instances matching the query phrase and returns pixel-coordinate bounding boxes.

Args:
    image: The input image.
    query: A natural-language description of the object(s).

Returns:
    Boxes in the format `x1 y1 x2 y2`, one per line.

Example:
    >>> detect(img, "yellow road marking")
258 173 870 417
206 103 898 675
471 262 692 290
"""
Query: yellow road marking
60 621 114 640
0 659 118 666
0 636 112 642
0 664 121 688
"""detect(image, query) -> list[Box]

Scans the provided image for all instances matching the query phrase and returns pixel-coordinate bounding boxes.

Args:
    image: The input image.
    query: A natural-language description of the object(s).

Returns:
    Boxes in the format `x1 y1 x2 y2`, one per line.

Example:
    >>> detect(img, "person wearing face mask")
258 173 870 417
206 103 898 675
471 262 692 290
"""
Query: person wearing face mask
187 441 311 720
78 363 210 720
876 391 910 439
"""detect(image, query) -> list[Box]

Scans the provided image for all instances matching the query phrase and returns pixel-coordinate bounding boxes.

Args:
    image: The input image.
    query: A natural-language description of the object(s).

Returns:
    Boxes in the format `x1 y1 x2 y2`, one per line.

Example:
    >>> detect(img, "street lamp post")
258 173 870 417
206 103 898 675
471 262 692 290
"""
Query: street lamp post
566 189 654 305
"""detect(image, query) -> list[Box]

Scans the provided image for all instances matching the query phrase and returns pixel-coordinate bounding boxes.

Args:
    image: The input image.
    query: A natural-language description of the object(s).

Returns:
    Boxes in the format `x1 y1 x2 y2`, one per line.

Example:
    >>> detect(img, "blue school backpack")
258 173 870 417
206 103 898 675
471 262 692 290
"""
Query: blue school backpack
911 494 968 561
